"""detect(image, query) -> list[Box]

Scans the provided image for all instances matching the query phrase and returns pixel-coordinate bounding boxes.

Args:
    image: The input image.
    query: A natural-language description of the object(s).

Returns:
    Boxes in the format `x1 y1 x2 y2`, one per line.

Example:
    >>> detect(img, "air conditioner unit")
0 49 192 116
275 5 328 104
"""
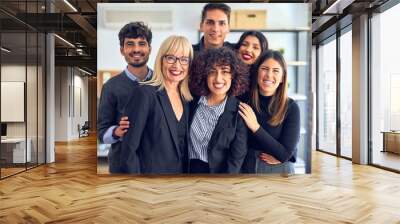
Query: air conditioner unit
101 7 173 30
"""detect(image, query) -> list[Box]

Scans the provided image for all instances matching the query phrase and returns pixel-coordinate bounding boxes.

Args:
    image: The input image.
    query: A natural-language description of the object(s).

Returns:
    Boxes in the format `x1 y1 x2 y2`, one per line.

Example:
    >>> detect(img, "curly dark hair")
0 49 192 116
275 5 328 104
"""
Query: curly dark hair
189 47 249 97
118 22 152 47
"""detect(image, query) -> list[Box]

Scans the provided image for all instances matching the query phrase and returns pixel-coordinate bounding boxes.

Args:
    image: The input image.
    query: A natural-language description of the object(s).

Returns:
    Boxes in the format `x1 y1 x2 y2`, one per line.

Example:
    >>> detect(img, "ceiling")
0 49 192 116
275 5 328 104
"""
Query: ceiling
0 0 393 73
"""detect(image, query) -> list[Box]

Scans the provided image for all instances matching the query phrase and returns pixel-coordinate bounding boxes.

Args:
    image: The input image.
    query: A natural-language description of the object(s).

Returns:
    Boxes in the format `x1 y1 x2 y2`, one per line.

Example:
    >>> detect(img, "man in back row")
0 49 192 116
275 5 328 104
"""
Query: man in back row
193 3 235 56
97 22 153 173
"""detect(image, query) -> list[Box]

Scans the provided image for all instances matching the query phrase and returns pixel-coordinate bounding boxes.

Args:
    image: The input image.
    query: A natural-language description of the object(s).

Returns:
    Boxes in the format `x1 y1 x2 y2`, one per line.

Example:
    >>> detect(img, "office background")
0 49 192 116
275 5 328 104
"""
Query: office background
0 0 97 179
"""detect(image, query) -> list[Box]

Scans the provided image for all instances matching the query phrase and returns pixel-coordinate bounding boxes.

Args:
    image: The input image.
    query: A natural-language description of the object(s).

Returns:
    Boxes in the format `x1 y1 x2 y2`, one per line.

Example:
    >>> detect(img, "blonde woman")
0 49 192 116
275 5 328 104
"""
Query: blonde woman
239 50 300 174
120 35 193 174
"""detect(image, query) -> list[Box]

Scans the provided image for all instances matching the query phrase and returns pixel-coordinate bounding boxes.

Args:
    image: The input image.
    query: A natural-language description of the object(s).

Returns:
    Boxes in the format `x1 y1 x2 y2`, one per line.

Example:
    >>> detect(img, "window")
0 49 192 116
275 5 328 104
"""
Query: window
317 36 337 155
339 28 352 158
370 3 400 171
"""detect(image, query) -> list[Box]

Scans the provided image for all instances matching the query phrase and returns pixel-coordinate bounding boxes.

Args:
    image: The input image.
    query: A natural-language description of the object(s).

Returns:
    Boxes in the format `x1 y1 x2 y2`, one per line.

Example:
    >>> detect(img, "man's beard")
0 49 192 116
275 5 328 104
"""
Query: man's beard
128 53 149 68
129 60 147 68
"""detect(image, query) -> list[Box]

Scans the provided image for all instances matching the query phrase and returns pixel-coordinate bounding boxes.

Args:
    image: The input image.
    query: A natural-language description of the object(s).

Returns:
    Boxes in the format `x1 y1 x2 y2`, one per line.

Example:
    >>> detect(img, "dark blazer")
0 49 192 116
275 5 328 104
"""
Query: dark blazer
189 96 248 173
97 71 140 173
192 36 236 58
120 85 189 174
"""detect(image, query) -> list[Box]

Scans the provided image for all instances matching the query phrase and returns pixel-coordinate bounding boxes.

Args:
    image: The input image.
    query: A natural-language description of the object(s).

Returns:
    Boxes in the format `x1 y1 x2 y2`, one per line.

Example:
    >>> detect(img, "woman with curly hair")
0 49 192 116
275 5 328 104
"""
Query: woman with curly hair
188 47 249 174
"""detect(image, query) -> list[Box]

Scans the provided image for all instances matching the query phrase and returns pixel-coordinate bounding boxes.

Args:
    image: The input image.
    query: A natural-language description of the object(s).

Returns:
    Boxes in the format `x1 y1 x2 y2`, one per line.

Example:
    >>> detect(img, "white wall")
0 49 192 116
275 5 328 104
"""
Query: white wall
1 64 46 164
1 65 26 81
1 65 26 140
1 65 38 137
55 67 68 141
54 67 89 141
97 3 310 71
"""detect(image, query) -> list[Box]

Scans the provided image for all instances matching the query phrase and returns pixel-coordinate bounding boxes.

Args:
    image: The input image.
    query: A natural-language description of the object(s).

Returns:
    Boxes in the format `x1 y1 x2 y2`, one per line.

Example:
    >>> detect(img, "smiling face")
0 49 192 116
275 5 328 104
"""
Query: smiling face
120 37 151 68
162 49 190 84
200 9 230 49
238 35 262 65
207 64 232 98
257 58 284 96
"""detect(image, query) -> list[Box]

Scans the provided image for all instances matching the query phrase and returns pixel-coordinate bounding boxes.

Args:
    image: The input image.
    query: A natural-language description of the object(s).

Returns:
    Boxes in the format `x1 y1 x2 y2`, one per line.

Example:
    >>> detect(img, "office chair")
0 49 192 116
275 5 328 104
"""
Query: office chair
78 121 90 138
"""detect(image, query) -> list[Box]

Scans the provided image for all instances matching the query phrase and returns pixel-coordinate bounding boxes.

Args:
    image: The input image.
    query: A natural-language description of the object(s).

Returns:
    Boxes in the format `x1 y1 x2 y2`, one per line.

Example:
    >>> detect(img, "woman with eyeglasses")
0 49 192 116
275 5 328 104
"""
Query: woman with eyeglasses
120 35 193 174
188 47 249 174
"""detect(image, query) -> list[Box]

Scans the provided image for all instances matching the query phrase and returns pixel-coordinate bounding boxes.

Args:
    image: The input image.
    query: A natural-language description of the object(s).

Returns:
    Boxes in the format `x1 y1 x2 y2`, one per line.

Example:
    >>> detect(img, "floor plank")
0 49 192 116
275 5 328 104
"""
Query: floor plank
1 135 400 223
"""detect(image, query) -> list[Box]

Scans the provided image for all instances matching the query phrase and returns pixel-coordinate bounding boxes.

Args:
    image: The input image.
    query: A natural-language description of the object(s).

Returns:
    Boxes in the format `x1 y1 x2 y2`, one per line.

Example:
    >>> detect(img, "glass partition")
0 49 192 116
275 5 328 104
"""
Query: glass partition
27 31 38 169
1 30 28 177
317 36 337 155
38 32 46 165
0 1 46 179
339 28 352 158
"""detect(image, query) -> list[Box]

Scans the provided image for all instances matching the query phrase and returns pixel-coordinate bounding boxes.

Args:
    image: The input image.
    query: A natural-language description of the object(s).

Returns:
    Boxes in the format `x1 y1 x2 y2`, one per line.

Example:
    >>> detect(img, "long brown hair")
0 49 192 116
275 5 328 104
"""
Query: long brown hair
250 50 288 126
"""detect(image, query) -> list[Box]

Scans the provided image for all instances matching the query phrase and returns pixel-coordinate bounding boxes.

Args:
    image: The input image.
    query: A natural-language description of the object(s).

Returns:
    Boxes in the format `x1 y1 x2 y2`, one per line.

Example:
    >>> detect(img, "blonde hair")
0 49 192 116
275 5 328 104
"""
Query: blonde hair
142 35 193 102
250 50 288 126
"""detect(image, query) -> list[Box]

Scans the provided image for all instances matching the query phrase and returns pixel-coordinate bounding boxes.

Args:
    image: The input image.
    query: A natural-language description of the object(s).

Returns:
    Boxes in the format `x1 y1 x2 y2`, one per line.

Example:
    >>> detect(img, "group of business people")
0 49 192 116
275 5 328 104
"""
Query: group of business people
97 3 300 175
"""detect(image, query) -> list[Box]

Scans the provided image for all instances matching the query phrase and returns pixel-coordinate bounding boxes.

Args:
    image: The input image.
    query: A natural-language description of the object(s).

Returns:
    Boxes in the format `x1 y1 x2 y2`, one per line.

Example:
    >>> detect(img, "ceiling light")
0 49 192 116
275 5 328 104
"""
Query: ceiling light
323 0 355 15
76 48 85 55
1 47 11 53
78 67 93 76
54 34 75 48
63 0 78 12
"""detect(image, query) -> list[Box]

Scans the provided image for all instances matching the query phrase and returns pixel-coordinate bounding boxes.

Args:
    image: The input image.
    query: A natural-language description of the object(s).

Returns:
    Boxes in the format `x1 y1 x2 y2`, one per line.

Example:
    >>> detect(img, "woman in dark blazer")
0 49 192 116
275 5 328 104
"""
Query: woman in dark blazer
120 35 194 174
239 50 300 175
188 47 249 174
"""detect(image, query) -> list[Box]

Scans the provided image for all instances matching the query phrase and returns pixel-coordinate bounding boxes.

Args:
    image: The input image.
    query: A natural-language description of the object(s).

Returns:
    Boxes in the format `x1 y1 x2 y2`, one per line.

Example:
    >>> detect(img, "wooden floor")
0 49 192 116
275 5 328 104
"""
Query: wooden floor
1 163 45 178
1 135 400 223
372 150 400 171
0 167 26 177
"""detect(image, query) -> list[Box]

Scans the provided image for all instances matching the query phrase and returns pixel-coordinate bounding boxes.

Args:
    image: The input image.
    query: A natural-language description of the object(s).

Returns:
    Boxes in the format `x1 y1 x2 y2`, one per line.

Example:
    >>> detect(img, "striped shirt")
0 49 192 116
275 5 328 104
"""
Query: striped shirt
189 96 227 162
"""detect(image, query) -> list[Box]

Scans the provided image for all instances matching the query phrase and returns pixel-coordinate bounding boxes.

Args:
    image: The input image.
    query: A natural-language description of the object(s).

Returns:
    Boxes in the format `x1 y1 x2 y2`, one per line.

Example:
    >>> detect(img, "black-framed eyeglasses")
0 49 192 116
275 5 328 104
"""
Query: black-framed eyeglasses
163 55 190 65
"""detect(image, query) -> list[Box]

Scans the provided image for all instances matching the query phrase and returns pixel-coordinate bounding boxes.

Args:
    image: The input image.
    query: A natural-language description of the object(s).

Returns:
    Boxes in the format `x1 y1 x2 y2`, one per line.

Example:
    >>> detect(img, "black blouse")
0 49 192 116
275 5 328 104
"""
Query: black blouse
176 108 187 159
248 94 300 163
